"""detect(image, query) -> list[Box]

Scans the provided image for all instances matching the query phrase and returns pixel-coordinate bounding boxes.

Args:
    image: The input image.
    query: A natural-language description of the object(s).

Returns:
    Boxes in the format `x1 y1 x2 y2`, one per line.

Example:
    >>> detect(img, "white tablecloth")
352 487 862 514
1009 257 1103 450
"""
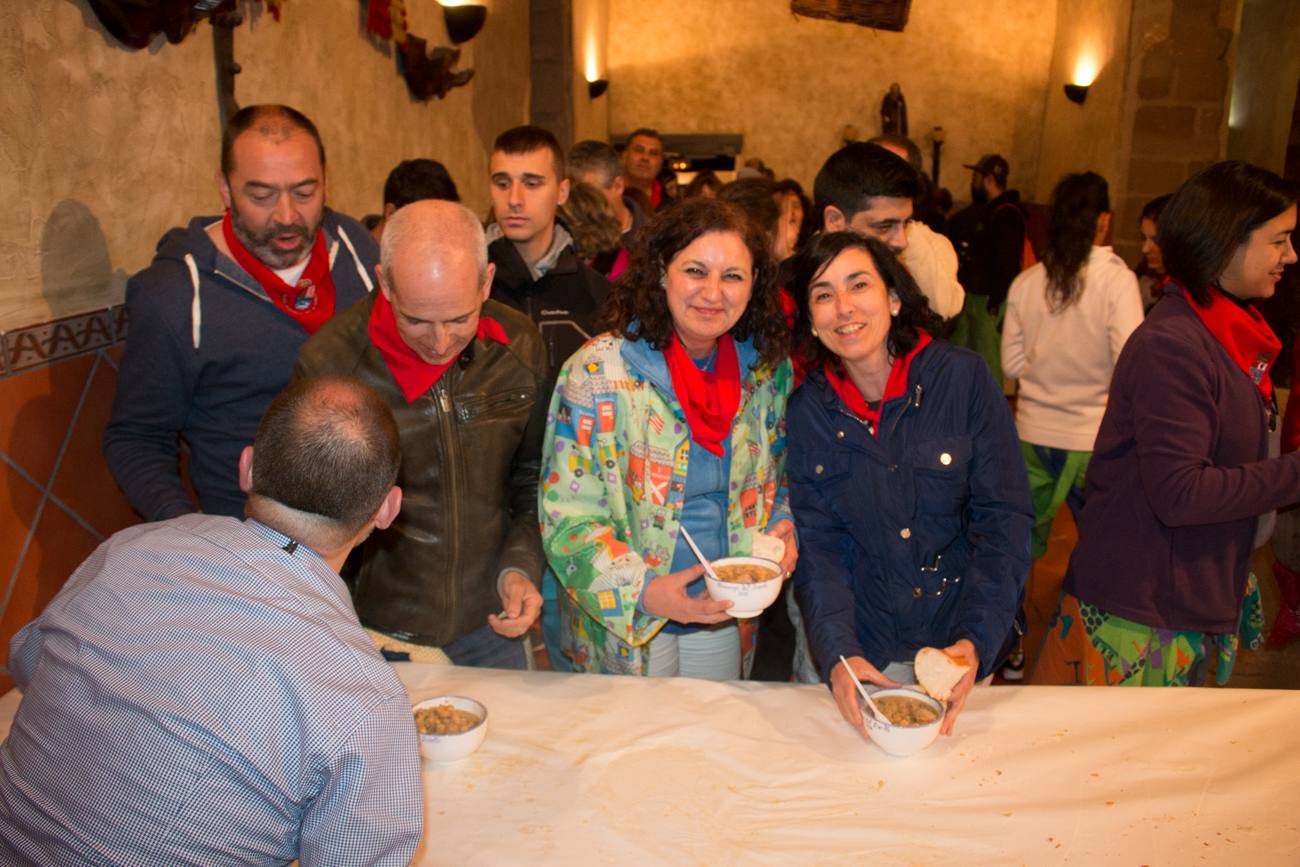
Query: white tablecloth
396 666 1300 866
2 670 1297 865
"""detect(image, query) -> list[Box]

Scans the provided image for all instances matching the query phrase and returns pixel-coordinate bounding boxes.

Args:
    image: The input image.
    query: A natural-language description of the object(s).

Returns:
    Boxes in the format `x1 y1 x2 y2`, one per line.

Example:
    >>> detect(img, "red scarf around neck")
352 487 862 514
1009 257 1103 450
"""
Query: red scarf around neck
221 211 335 334
367 291 509 403
1186 283 1281 400
823 332 932 438
663 332 741 456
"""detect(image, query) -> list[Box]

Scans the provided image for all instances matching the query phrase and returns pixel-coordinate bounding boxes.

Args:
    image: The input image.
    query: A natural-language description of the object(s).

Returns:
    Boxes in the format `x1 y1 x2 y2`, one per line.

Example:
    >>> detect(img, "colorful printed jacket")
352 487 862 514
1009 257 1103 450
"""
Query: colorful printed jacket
540 333 792 675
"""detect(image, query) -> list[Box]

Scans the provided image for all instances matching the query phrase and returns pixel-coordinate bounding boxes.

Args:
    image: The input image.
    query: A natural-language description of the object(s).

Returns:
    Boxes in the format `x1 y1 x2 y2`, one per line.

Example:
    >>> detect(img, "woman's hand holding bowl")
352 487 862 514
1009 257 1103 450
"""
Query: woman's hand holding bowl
829 654 901 735
642 564 734 624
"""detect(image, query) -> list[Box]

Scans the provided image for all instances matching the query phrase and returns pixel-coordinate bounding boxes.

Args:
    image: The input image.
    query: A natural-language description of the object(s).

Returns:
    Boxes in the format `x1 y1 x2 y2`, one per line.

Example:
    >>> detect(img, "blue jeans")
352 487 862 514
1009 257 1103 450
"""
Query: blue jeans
444 622 528 670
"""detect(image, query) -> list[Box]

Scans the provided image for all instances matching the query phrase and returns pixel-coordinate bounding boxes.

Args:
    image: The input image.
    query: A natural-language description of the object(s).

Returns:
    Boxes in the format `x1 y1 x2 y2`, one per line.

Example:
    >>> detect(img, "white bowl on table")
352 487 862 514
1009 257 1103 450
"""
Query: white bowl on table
703 556 783 618
412 696 488 763
861 687 944 757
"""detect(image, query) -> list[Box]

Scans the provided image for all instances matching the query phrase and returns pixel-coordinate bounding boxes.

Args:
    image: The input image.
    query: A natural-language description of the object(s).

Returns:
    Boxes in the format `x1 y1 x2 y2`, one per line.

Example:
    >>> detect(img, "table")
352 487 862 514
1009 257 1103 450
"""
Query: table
3 670 1297 865
393 666 1299 865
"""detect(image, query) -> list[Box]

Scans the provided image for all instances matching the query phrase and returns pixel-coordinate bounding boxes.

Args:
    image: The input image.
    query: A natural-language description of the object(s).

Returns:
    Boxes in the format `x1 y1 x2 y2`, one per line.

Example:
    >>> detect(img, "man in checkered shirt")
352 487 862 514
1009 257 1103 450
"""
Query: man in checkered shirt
0 376 422 865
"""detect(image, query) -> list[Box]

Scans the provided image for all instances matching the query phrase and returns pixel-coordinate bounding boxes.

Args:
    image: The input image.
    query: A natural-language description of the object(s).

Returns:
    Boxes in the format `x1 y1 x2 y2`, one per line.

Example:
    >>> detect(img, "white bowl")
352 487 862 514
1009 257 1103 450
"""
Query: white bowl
412 696 487 762
703 556 783 618
861 687 944 757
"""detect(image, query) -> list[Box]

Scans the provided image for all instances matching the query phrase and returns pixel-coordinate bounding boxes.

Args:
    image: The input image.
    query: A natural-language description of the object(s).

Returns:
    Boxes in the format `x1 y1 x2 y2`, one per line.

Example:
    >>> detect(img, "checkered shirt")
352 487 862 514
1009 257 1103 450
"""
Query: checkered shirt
0 515 422 865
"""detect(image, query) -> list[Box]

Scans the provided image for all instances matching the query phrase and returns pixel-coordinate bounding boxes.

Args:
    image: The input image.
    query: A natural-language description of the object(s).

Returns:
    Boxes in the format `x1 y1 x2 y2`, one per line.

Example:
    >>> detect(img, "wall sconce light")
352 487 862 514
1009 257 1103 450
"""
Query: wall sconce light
1065 53 1097 105
441 2 487 45
588 78 609 99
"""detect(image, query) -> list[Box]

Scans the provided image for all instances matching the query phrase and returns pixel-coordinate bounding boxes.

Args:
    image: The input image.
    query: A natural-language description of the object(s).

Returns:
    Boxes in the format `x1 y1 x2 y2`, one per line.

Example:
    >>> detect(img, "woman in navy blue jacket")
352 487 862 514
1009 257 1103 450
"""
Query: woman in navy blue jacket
787 232 1032 735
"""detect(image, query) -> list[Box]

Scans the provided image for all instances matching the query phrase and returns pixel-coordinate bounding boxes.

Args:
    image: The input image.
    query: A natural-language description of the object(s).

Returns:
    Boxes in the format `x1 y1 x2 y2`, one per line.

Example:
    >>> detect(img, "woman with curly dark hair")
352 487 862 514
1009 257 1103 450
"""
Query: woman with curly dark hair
785 232 1031 736
539 198 795 678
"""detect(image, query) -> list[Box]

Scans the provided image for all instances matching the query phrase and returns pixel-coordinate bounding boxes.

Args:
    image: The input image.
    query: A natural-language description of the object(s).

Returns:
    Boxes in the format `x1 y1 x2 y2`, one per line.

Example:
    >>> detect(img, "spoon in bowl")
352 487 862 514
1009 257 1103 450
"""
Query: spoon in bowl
839 655 891 727
677 525 723 583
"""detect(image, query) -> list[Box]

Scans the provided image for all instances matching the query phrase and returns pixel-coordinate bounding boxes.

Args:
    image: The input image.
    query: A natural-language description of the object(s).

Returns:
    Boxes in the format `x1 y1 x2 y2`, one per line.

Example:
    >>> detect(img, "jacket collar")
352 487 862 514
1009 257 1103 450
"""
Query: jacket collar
175 210 358 300
620 328 760 397
485 222 577 284
809 337 938 416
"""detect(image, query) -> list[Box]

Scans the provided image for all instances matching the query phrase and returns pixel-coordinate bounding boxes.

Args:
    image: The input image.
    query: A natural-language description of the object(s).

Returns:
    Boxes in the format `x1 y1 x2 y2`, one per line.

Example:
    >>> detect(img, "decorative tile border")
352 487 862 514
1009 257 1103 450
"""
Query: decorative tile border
1 306 127 378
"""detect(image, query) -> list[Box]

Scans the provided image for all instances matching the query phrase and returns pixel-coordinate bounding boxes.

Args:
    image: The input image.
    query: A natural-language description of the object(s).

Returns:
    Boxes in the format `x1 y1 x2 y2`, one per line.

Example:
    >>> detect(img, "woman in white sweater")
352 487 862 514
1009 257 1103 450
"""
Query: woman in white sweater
1002 172 1144 565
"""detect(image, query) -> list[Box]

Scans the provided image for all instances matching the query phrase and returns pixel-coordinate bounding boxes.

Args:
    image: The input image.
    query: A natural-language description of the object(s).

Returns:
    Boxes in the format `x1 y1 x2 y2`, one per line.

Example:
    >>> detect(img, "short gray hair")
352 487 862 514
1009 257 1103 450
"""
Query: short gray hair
380 199 488 282
568 140 622 188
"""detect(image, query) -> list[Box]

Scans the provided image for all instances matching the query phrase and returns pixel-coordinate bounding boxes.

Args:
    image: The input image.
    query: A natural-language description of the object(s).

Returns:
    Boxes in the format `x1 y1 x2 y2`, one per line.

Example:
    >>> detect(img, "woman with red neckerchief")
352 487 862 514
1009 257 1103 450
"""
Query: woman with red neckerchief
540 199 796 679
1035 161 1299 687
785 233 1033 737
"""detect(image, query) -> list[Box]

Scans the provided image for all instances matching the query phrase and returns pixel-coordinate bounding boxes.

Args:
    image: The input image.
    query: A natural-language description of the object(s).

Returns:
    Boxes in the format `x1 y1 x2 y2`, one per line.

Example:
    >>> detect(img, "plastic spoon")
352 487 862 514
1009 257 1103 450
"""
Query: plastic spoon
677 525 723 583
839 655 891 727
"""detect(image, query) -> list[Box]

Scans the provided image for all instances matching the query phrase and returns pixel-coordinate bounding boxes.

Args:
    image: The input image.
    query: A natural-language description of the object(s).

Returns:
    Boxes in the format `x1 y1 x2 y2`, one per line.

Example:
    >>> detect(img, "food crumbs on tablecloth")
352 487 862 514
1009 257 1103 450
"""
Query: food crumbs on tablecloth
995 769 1002 775
1091 772 1099 776
1105 800 1115 806
1001 812 1013 817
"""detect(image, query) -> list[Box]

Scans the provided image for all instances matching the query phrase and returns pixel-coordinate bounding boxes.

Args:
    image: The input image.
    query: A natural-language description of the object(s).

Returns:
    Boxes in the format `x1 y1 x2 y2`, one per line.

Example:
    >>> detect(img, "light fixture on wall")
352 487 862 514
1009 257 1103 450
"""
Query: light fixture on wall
440 1 487 45
588 78 609 99
1065 52 1098 105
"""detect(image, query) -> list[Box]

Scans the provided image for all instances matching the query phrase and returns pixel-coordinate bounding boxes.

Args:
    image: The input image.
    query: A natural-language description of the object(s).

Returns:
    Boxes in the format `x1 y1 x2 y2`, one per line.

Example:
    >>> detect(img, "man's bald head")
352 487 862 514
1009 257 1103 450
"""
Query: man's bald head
244 375 400 547
376 200 495 366
380 199 488 284
221 104 325 175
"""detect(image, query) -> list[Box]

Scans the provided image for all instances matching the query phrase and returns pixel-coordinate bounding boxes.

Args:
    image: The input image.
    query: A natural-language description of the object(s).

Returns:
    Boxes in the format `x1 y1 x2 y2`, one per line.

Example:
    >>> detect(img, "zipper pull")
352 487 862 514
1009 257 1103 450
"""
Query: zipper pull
437 387 452 414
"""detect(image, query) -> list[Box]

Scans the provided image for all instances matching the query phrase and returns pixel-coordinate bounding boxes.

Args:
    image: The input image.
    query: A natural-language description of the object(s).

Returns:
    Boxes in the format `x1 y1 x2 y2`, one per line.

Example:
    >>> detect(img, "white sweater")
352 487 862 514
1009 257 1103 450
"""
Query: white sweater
900 221 965 320
1001 246 1143 451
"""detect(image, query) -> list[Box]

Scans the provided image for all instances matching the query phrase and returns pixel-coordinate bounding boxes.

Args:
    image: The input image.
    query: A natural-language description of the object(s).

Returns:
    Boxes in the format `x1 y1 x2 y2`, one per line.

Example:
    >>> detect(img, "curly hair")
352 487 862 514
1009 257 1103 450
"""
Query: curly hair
562 181 623 260
1042 171 1109 310
789 231 940 372
599 198 788 370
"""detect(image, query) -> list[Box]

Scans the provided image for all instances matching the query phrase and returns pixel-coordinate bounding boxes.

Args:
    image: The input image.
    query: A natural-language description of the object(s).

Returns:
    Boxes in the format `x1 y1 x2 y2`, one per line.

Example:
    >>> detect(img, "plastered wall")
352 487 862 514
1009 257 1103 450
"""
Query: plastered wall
604 0 1058 199
1034 0 1133 209
0 0 530 333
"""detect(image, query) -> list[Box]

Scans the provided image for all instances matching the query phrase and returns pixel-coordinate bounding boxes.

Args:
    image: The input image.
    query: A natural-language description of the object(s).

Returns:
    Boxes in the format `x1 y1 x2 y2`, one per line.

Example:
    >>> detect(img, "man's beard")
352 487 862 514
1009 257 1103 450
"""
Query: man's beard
229 203 321 269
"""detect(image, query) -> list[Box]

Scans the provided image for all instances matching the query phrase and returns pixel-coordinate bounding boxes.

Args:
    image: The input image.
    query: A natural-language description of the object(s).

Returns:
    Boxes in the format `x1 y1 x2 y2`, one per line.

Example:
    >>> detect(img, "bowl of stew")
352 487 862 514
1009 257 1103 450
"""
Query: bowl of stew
412 696 487 762
703 556 783 618
860 687 944 757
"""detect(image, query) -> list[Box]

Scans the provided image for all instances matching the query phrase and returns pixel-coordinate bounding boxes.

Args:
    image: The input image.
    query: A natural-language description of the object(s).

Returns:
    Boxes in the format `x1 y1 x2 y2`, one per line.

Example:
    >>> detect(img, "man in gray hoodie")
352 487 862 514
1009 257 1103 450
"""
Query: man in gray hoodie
104 104 377 522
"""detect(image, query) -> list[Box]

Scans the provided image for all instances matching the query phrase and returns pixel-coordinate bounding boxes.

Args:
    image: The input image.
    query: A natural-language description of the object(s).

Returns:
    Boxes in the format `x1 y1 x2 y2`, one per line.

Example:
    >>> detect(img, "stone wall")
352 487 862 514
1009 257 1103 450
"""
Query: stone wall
0 0 530 333
1117 0 1239 260
603 0 1059 197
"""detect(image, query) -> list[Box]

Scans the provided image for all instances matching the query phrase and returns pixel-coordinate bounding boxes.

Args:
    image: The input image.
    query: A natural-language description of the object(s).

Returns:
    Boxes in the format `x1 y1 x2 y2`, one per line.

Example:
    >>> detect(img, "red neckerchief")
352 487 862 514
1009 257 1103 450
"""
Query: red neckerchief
823 332 932 438
663 332 741 456
1184 283 1280 400
221 211 335 334
650 180 663 210
777 287 809 387
367 291 510 403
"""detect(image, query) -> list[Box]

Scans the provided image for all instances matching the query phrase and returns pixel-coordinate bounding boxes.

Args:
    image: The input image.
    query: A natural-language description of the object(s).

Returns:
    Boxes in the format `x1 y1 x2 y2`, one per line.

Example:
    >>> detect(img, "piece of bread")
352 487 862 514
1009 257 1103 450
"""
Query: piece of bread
750 530 785 565
914 647 971 702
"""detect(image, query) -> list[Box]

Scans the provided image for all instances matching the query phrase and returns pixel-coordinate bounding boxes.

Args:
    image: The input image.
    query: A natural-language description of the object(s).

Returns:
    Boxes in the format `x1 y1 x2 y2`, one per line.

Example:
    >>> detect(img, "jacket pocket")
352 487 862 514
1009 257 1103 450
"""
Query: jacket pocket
911 435 972 515
789 449 851 486
455 387 537 423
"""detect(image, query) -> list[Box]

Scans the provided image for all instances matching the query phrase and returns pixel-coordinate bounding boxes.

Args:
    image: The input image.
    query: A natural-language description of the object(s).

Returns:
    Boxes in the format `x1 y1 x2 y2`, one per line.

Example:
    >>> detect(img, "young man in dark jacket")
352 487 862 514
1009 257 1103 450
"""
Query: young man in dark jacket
103 105 377 522
486 125 610 382
946 153 1029 386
